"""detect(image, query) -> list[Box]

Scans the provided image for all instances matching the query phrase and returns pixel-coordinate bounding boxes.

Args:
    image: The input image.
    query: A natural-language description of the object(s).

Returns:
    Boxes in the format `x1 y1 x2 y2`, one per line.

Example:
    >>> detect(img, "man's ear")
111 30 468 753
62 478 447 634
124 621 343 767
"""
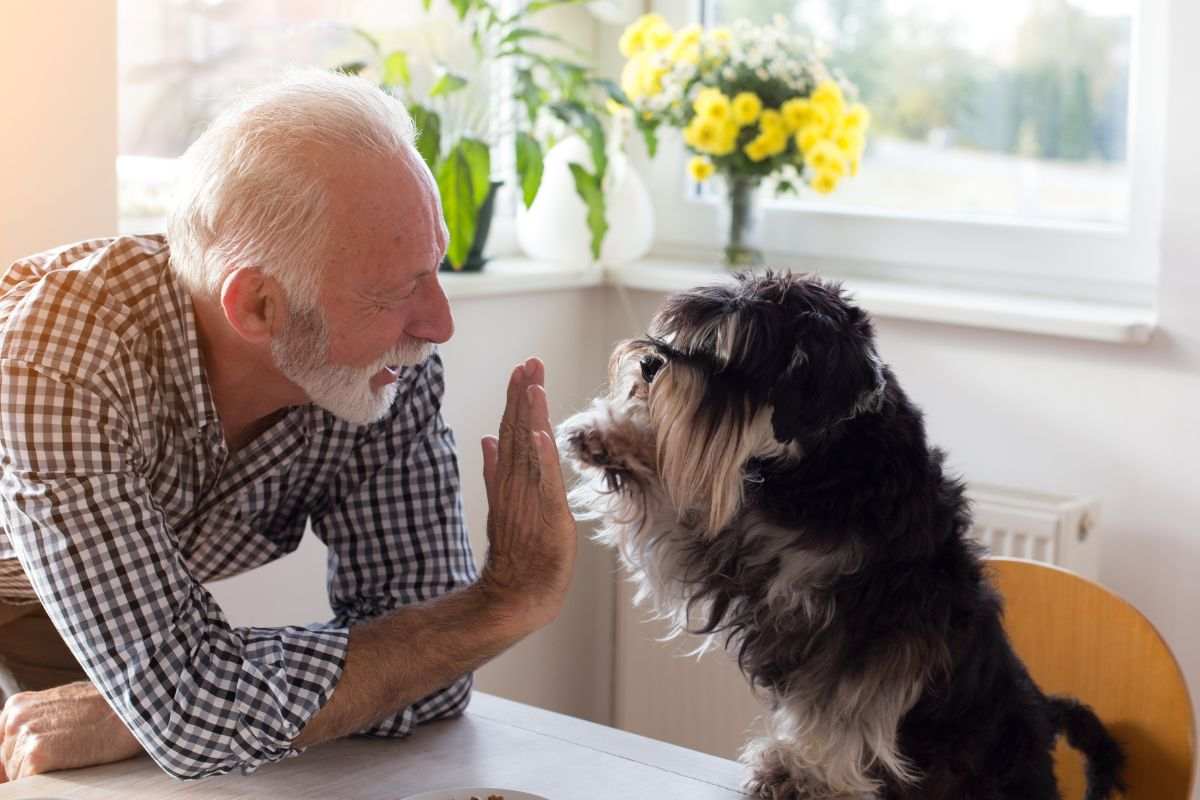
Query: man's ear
219 267 282 344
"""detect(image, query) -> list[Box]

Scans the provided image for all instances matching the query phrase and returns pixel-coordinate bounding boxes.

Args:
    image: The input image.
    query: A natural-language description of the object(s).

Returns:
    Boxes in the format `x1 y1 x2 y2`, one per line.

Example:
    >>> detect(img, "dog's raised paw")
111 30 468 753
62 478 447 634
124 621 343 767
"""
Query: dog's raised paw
566 428 618 469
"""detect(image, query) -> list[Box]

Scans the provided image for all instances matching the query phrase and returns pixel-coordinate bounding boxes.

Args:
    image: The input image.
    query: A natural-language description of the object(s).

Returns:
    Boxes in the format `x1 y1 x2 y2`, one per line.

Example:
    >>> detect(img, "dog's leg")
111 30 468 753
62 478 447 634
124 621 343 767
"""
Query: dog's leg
742 735 880 800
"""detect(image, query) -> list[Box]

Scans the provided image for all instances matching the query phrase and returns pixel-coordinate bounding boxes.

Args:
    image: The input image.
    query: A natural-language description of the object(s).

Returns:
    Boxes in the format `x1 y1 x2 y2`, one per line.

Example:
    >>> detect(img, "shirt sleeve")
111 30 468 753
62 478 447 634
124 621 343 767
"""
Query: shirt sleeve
0 358 350 779
309 352 479 737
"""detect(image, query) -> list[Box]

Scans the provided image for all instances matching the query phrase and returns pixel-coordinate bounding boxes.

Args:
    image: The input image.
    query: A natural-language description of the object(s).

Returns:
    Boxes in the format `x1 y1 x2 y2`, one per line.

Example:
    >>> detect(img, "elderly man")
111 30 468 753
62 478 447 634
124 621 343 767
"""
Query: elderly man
0 70 577 781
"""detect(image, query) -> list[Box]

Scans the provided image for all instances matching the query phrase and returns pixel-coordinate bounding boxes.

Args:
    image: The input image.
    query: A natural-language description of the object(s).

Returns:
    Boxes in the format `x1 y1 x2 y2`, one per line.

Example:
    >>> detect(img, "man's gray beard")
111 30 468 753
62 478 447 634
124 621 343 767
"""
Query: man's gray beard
271 302 434 425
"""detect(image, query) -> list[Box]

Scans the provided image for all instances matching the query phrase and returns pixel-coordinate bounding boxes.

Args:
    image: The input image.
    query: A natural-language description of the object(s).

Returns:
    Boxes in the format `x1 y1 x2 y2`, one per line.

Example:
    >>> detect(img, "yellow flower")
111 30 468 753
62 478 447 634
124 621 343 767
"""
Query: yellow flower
796 124 824 154
704 99 732 123
688 156 715 182
744 138 770 163
645 17 675 50
710 121 740 156
618 26 647 58
710 27 733 46
806 141 846 176
694 88 731 123
620 54 666 101
811 80 846 115
620 57 643 100
619 13 674 57
833 128 865 158
760 128 789 157
732 92 763 126
694 87 724 110
670 24 703 63
843 102 872 132
781 98 814 132
684 118 723 154
759 109 785 135
672 43 701 65
811 170 840 195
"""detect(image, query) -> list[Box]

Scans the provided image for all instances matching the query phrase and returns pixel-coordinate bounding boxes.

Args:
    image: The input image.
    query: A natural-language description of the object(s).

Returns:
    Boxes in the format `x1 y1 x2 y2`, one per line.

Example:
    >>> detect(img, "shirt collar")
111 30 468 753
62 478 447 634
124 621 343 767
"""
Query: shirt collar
153 238 222 434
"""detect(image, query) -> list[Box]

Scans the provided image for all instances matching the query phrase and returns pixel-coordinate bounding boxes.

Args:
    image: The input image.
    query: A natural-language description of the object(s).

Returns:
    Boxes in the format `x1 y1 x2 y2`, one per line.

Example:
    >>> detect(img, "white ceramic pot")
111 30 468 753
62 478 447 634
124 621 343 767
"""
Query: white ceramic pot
516 136 654 266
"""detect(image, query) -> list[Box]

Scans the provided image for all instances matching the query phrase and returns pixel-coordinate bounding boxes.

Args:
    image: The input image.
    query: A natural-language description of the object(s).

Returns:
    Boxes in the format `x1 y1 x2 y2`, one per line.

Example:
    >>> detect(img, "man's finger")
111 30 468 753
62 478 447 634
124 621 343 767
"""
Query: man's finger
526 357 545 389
481 436 499 511
533 430 568 507
497 363 526 476
527 384 555 444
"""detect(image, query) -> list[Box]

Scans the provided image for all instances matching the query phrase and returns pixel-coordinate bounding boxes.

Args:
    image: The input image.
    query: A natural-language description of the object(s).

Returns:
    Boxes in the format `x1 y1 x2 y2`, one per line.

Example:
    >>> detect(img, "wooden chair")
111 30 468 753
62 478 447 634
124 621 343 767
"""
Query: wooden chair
988 557 1196 799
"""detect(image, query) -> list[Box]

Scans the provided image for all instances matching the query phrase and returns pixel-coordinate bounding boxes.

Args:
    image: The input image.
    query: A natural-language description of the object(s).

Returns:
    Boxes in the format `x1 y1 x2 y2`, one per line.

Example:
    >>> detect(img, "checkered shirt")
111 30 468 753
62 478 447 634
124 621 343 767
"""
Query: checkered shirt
0 235 478 779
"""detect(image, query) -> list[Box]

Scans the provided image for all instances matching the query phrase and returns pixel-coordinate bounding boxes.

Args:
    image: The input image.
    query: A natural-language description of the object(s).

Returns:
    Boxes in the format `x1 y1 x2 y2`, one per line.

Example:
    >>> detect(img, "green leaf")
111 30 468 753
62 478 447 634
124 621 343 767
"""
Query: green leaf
422 0 432 9
430 69 469 98
437 146 479 270
514 67 545 125
459 138 492 207
550 101 607 180
638 118 660 158
450 0 472 19
435 140 491 270
568 163 608 261
524 0 589 16
515 132 544 208
381 50 411 89
334 61 368 77
499 26 574 51
593 77 632 108
410 104 442 170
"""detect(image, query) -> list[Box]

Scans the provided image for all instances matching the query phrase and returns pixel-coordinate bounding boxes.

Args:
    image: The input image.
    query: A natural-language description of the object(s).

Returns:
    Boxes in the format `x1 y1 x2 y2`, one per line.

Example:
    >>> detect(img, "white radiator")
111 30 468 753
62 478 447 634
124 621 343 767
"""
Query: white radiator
966 482 1100 580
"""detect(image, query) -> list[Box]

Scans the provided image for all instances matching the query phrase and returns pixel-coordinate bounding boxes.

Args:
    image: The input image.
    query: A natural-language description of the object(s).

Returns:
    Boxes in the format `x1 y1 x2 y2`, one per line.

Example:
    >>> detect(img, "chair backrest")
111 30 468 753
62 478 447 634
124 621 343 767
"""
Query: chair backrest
988 557 1196 799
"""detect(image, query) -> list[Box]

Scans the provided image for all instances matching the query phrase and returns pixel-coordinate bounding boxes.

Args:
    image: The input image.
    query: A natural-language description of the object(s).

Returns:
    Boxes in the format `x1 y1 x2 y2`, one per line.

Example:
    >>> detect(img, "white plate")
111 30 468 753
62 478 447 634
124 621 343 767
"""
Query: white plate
400 789 548 800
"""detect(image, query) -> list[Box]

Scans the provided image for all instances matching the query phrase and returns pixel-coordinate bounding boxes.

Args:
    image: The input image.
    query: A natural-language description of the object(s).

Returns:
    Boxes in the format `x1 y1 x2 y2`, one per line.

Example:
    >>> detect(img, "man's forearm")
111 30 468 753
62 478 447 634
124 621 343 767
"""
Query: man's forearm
291 582 534 749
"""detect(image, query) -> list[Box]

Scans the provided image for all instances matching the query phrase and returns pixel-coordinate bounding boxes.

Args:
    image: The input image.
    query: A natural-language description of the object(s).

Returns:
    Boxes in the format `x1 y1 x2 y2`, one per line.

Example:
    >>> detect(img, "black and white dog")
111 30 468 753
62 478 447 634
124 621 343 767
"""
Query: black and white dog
558 272 1125 799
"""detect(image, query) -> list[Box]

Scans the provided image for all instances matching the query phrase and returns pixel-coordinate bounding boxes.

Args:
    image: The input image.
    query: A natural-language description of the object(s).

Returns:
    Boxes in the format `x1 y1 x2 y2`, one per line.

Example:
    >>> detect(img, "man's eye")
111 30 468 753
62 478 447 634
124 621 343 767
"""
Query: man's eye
640 355 664 383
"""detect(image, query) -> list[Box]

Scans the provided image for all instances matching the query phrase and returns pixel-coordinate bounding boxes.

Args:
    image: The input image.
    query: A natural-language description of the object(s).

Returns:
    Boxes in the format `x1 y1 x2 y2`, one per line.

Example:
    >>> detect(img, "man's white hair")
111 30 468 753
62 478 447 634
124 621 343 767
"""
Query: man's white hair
167 68 418 309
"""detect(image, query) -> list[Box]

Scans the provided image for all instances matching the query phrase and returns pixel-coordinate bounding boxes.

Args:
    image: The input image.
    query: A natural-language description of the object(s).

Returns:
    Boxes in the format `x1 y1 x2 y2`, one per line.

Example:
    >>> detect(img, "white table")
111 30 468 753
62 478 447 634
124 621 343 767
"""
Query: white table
0 693 749 799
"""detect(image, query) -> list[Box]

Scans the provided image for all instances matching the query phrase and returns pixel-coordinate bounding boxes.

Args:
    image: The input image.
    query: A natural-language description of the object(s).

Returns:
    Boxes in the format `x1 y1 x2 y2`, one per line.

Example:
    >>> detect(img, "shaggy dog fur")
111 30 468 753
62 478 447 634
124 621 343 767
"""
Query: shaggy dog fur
558 272 1125 800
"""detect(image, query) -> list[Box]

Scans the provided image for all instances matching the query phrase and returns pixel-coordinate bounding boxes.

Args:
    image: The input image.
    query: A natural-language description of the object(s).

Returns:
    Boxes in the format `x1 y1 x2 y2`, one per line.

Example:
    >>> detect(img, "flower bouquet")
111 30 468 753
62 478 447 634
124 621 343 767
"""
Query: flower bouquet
618 14 871 266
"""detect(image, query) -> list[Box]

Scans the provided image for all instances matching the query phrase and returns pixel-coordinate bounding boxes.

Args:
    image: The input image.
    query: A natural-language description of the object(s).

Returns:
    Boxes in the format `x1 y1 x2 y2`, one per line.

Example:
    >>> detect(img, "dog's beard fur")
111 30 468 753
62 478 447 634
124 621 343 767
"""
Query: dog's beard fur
559 273 1123 800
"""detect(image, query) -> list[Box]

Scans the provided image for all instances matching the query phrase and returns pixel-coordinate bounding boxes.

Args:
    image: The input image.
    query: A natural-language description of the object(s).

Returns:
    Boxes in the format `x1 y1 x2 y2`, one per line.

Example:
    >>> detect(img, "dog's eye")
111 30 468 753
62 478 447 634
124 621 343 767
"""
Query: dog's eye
640 355 664 383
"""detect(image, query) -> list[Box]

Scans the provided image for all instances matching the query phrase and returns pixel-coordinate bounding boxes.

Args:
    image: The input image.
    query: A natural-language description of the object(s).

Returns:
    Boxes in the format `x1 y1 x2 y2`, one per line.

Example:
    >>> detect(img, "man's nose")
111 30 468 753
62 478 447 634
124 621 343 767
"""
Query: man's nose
407 277 454 344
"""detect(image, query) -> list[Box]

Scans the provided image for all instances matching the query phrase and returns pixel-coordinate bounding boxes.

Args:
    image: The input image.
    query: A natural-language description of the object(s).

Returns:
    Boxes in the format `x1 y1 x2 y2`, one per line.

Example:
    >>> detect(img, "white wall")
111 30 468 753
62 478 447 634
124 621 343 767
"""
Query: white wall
0 1 118 266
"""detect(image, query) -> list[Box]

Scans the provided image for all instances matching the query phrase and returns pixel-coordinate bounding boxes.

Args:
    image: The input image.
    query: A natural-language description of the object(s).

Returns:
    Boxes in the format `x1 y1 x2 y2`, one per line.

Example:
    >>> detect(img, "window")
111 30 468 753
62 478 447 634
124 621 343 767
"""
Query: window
647 0 1165 305
117 0 508 232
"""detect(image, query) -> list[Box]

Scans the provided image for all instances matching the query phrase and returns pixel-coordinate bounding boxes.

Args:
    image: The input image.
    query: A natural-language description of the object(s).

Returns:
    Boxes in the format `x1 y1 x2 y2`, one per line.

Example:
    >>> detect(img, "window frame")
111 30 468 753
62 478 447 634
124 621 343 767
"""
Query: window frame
641 0 1166 307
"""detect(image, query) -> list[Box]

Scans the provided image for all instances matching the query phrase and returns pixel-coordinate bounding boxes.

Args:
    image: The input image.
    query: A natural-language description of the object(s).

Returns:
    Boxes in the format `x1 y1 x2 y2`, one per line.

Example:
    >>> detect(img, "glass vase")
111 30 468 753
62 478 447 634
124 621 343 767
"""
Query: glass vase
717 174 765 268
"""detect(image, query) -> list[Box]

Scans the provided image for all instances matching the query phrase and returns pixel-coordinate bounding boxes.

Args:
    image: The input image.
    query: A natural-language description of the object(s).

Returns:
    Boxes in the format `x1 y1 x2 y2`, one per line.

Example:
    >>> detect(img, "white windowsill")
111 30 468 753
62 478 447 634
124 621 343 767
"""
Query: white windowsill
440 257 606 299
606 258 1158 345
446 256 1158 345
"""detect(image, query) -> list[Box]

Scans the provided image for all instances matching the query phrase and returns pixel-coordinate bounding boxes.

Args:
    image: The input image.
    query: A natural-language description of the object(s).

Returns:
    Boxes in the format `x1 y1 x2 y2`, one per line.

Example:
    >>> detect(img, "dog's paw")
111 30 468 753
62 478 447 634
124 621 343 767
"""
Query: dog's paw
743 739 876 800
746 769 873 800
564 427 623 471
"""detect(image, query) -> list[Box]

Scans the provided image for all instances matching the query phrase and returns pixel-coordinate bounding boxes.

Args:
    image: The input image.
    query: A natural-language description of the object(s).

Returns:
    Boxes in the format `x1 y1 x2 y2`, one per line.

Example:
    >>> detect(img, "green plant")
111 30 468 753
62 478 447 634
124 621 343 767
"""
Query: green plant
338 0 623 269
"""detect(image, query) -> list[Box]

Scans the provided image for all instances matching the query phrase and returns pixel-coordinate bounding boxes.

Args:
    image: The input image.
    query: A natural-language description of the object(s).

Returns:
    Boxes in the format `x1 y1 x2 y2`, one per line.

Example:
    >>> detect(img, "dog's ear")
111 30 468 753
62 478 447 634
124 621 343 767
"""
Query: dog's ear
769 309 885 442
651 366 772 536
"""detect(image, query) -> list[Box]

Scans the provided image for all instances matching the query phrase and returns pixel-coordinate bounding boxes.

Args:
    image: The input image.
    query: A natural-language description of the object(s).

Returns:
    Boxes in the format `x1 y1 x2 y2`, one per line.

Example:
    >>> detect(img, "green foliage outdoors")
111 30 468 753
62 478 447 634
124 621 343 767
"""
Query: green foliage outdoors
715 0 1129 162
